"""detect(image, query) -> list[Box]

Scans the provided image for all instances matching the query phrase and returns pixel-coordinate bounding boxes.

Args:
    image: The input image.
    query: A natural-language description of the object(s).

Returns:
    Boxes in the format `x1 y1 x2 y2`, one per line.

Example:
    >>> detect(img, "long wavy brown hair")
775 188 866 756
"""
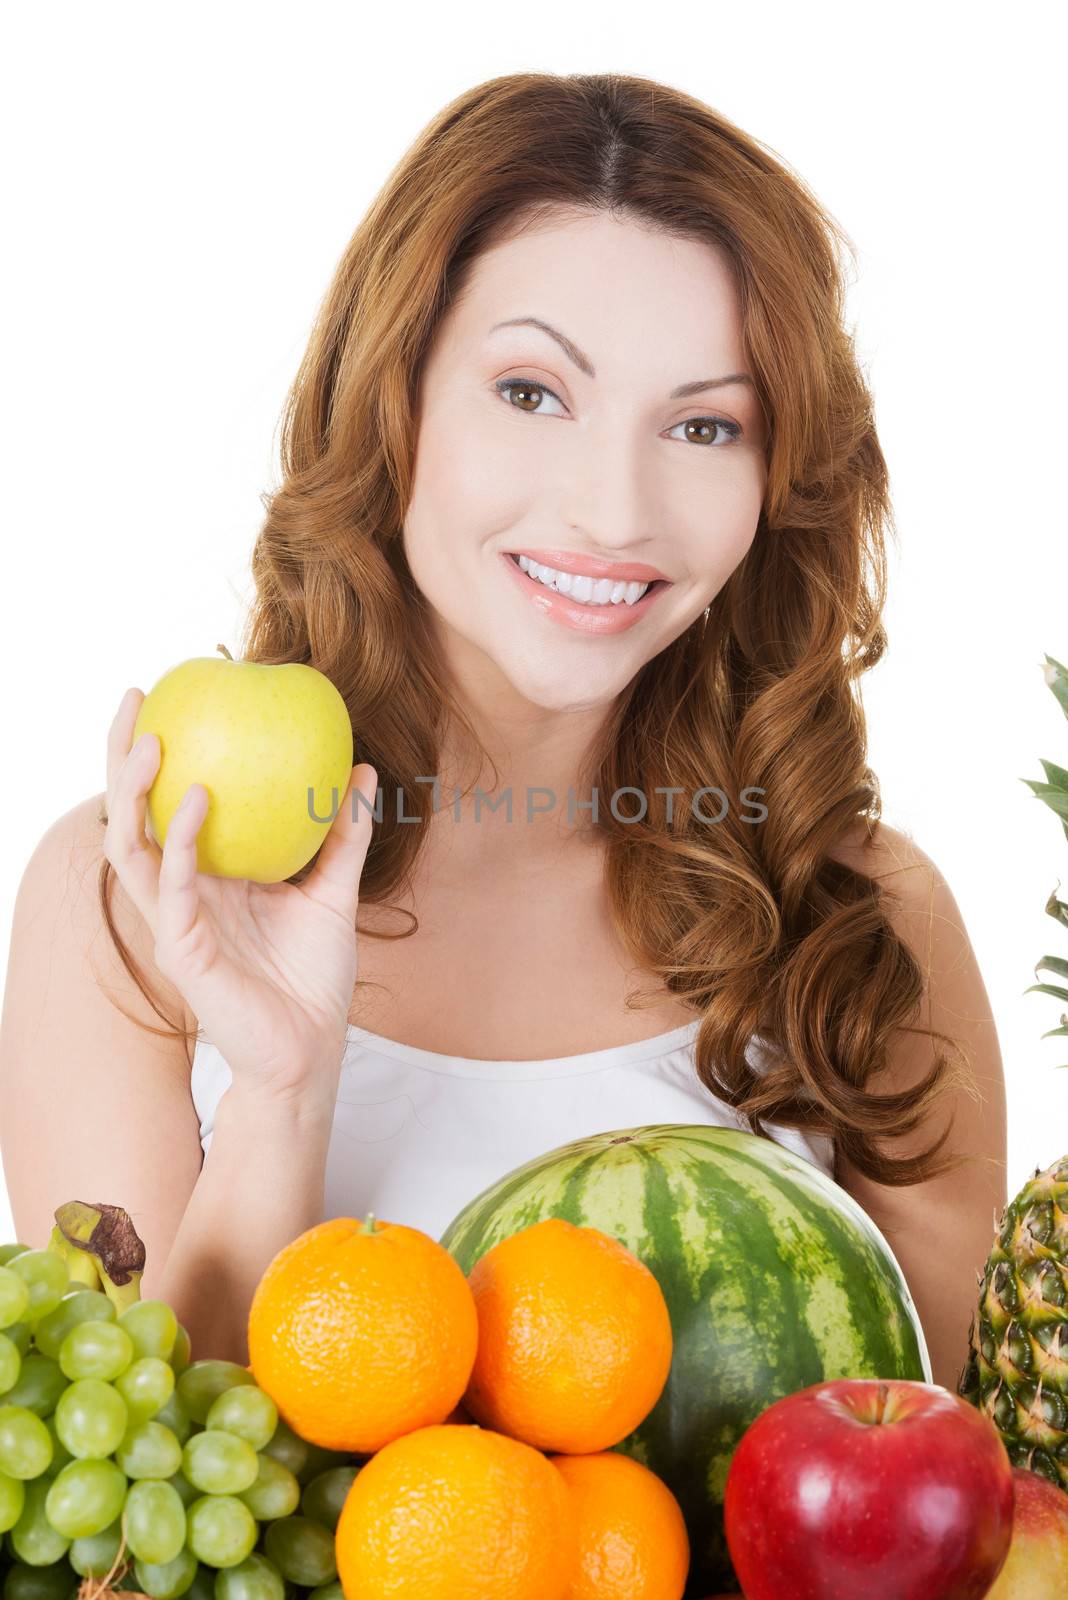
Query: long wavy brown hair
98 70 972 1187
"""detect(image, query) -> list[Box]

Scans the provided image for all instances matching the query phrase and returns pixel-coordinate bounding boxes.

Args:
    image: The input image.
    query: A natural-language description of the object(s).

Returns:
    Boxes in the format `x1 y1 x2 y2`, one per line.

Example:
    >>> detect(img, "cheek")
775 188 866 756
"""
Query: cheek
405 405 538 571
667 458 764 572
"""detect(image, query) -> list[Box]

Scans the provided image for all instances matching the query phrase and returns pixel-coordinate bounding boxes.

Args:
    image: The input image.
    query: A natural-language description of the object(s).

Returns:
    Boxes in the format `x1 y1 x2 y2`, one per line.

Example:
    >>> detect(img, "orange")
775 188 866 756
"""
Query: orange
334 1422 577 1599
247 1213 478 1453
550 1452 690 1600
462 1217 673 1453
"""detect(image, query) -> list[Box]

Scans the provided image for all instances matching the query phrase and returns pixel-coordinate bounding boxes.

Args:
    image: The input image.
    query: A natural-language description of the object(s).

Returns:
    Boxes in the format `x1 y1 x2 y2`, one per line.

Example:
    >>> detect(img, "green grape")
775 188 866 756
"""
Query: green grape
164 1469 199 1508
205 1388 277 1452
122 1478 186 1565
116 1419 183 1480
59 1320 134 1383
153 1392 194 1445
33 1291 115 1362
182 1432 259 1497
176 1363 255 1427
213 1552 284 1600
117 1301 178 1363
54 1379 128 1460
258 1420 306 1479
294 1442 351 1487
1 1355 67 1419
0 1406 53 1479
299 1466 359 1532
68 1517 123 1577
308 1584 344 1600
6 1255 68 1322
262 1517 336 1588
0 1268 30 1331
115 1357 174 1421
134 1545 198 1600
44 1458 127 1539
2 1560 77 1600
185 1495 258 1568
4 1324 32 1358
40 1418 74 1480
0 1333 21 1397
237 1455 300 1522
0 1246 30 1265
9 1476 71 1565
169 1325 192 1377
182 1565 219 1600
0 1469 25 1532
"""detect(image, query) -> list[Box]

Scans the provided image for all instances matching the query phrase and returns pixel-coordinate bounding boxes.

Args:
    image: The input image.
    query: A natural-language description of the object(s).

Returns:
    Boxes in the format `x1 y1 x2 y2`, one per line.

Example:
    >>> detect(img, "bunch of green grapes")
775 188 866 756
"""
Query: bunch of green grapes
0 1244 362 1600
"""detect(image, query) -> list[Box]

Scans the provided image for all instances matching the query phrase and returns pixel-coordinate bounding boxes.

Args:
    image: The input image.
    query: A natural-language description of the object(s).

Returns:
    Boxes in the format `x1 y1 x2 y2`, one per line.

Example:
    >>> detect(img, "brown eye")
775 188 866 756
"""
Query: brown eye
675 418 743 446
494 377 566 415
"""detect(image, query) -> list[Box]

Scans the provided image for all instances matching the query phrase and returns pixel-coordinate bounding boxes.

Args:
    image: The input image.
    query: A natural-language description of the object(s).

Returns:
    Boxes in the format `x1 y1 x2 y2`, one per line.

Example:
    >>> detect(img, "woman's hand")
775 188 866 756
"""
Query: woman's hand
104 685 378 1107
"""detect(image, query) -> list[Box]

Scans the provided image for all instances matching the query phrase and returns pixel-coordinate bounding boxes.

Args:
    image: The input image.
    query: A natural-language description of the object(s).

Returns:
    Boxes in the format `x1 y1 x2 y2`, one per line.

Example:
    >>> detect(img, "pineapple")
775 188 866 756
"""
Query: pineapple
957 1158 1068 1487
957 655 1068 1490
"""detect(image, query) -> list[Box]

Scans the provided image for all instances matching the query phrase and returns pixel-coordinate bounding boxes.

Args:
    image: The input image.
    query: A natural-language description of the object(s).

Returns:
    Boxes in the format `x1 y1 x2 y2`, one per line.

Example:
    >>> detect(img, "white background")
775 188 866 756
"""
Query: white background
1 3 1065 1244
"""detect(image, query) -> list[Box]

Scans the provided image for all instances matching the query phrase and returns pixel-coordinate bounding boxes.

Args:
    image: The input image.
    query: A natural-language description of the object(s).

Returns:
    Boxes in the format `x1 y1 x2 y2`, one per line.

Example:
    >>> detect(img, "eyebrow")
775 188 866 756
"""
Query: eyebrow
488 316 755 399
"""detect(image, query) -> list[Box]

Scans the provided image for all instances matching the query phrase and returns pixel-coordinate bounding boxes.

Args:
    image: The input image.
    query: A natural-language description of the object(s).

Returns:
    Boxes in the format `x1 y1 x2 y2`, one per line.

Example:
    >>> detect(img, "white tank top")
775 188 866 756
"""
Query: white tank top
189 1019 837 1241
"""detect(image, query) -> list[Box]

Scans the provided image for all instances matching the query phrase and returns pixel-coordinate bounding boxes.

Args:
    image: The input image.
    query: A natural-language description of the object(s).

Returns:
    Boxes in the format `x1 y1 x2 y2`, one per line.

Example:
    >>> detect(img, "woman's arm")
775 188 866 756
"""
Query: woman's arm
156 1083 334 1363
829 823 1009 1393
0 793 335 1364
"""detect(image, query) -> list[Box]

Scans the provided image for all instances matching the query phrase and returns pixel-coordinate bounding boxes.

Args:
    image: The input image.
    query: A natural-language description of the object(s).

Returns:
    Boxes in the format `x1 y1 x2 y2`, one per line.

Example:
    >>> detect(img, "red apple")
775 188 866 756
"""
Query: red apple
723 1378 1013 1599
984 1467 1068 1597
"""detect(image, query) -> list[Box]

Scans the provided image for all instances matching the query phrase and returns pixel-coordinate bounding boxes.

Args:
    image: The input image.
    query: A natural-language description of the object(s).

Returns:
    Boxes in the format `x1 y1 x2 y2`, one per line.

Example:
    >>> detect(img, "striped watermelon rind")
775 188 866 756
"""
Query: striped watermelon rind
439 1123 931 1594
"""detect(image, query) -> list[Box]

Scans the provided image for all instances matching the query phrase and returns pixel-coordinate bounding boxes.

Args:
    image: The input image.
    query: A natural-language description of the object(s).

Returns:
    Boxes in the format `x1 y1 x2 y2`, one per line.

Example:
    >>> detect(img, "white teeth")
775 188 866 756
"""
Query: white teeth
515 554 651 606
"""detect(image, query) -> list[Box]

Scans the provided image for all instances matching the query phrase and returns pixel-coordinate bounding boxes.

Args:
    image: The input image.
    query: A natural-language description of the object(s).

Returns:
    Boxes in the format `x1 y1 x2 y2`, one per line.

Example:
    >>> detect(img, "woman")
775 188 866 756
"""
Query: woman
0 72 1006 1386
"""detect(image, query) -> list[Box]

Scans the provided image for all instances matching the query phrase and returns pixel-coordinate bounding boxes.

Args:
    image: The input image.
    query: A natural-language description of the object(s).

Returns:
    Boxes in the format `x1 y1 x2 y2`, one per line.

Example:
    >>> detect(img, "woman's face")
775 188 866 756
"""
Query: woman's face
402 206 768 716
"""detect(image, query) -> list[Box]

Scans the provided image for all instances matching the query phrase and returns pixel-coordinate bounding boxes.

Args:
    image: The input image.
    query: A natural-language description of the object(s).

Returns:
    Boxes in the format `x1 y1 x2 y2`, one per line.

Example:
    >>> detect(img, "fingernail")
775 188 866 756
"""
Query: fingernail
177 787 195 811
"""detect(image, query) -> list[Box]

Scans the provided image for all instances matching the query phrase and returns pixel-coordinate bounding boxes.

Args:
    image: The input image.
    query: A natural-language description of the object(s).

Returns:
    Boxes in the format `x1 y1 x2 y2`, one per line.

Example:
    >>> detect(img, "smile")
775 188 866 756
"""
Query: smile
499 552 671 636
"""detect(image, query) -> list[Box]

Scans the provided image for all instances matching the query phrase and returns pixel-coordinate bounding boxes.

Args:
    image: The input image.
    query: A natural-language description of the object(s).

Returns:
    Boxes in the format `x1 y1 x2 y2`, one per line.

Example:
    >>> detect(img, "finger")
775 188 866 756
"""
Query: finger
301 764 379 922
155 782 210 972
105 687 144 806
103 700 165 932
105 687 162 870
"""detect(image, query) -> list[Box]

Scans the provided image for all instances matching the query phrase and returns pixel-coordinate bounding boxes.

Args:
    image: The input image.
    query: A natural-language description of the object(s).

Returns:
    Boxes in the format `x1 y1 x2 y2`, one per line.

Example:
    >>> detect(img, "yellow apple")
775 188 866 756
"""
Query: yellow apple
984 1467 1068 1597
132 650 355 882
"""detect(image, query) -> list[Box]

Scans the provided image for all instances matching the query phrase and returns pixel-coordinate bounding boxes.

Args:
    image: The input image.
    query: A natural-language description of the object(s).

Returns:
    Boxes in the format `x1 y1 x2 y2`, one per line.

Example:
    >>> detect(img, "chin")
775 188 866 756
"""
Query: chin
493 644 639 713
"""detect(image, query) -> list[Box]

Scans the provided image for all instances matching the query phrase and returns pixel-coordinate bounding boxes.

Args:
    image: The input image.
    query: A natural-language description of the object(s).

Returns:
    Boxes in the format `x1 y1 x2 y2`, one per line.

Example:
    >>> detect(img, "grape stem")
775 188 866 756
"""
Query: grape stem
76 1518 151 1600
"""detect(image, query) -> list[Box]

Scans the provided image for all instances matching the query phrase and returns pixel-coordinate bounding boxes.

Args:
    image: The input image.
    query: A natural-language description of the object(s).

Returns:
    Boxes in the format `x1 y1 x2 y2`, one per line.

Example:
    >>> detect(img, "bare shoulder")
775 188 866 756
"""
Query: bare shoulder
827 818 974 978
827 817 942 892
14 789 198 1069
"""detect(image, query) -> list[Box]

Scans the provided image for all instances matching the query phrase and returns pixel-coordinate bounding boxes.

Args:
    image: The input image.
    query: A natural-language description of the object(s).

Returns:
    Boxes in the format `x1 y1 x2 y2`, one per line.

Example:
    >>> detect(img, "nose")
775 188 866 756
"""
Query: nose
557 424 660 555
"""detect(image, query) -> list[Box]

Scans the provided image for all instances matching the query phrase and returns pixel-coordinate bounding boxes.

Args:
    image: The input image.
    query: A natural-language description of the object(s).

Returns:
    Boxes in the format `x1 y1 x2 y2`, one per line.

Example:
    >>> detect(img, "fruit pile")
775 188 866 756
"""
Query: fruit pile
5 1176 1068 1600
0 1205 361 1600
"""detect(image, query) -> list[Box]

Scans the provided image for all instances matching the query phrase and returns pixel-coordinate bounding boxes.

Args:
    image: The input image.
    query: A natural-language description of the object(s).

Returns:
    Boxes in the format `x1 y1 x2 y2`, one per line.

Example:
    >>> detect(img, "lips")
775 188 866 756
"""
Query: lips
507 553 666 600
499 549 670 636
506 548 670 584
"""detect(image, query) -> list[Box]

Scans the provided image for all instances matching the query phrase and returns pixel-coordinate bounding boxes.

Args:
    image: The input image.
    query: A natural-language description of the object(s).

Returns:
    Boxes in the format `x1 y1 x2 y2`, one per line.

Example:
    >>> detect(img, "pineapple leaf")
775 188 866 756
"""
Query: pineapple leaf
1041 1024 1068 1039
1047 888 1068 930
1037 955 1068 980
1044 653 1068 717
1025 982 1068 1003
1040 759 1068 792
1022 778 1068 822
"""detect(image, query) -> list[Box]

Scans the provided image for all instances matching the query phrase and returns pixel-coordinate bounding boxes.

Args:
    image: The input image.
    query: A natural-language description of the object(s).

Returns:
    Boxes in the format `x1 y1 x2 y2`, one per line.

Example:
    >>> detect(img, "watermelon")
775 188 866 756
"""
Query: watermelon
439 1123 931 1596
